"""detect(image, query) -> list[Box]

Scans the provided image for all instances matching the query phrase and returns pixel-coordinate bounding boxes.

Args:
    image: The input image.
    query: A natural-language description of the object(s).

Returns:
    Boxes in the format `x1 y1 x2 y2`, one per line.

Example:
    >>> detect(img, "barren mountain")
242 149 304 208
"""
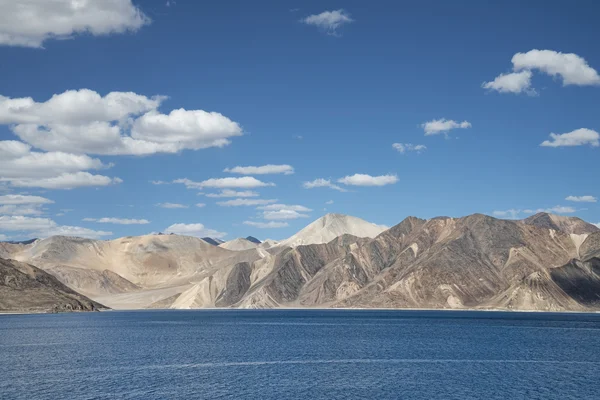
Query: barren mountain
279 213 387 247
0 257 106 313
4 212 600 312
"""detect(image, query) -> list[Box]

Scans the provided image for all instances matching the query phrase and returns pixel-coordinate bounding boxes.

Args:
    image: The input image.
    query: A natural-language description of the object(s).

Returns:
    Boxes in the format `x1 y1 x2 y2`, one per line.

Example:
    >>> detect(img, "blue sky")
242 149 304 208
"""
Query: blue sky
1 0 599 241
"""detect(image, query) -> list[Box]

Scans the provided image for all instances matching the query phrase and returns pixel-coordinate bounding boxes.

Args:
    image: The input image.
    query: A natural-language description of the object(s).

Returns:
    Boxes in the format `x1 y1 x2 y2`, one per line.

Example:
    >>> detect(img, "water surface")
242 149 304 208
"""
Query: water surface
1 310 599 399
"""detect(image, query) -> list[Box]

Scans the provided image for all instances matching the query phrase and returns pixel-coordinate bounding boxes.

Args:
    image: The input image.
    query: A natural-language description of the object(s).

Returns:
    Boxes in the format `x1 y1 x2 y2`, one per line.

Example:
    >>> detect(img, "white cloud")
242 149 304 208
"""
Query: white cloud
512 49 600 86
195 203 206 208
0 234 8 241
392 143 427 154
338 173 398 187
0 215 110 239
0 140 121 189
2 89 242 156
300 9 353 36
217 199 278 207
0 215 56 231
205 189 259 198
224 164 294 175
150 180 169 185
175 177 274 189
131 108 242 151
0 194 53 205
7 172 122 190
38 225 112 239
540 128 599 148
243 221 289 229
524 205 577 214
484 50 600 95
263 210 309 220
0 0 150 48
482 70 535 95
83 217 150 225
492 209 523 219
257 204 312 212
0 205 45 216
566 195 597 203
164 223 226 238
156 202 188 209
422 119 472 135
303 178 347 192
325 200 334 205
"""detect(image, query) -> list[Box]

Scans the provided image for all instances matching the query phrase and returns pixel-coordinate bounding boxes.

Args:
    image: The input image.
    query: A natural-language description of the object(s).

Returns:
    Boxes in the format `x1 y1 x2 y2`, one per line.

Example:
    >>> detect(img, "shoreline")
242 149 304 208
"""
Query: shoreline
3 307 599 316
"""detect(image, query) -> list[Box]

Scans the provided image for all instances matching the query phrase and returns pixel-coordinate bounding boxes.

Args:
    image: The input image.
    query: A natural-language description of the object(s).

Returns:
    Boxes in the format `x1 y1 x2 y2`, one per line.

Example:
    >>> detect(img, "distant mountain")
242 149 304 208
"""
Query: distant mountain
279 213 387 247
2 238 38 245
0 257 106 313
245 236 261 244
201 237 225 246
3 212 600 312
220 238 259 251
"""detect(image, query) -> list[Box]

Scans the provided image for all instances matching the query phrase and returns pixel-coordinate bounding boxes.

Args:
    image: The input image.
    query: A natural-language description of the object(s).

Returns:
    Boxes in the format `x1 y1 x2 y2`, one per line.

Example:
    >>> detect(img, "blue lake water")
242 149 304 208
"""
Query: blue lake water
1 310 600 399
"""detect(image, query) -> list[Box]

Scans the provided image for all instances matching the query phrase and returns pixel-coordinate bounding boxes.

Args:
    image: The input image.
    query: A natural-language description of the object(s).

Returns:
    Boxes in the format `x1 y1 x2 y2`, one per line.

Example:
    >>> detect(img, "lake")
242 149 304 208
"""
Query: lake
1 310 599 399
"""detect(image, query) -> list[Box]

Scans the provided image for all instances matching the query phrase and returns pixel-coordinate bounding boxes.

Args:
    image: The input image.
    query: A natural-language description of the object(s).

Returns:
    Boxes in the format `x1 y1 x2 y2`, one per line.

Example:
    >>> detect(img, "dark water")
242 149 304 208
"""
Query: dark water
1 310 600 399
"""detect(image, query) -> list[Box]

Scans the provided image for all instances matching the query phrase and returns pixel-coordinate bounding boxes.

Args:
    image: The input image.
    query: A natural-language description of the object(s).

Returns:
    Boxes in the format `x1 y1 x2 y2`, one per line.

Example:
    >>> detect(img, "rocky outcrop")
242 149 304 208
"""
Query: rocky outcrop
0 257 106 313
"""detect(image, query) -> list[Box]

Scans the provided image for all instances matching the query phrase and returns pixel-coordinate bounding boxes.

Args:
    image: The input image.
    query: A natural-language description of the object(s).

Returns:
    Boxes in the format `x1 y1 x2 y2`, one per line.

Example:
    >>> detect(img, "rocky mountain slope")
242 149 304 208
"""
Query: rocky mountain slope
0 257 106 313
2 212 599 312
219 238 259 251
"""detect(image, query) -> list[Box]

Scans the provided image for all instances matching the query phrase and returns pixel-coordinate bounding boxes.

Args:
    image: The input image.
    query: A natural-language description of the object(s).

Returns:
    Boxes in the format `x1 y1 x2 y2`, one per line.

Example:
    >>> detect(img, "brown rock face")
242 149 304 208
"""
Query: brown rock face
0 257 107 313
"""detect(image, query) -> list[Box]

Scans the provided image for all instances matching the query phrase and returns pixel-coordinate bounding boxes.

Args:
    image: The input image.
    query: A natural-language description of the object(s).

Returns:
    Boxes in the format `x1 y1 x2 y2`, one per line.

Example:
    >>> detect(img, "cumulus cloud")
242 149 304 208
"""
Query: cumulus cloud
164 223 226 238
263 209 310 220
484 49 600 94
492 209 523 219
0 139 121 189
300 9 353 36
0 194 53 205
566 195 597 203
524 206 577 214
150 180 169 185
512 49 600 86
83 217 150 224
195 203 206 208
0 0 150 48
325 200 334 205
0 193 53 215
205 190 259 198
224 164 294 175
392 143 427 154
257 204 312 212
243 221 289 229
540 128 599 148
1 89 243 156
303 178 347 192
156 202 188 209
0 215 110 238
7 172 122 189
175 177 274 189
482 70 535 95
338 173 398 187
422 119 472 136
217 199 278 207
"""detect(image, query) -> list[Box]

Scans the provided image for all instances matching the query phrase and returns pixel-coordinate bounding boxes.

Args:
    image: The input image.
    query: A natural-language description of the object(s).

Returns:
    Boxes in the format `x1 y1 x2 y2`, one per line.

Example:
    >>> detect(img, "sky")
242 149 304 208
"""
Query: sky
0 0 599 242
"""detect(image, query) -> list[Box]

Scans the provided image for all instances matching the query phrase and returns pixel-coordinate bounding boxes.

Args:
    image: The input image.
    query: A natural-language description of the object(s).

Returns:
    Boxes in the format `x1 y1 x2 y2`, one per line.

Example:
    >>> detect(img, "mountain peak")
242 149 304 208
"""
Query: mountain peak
280 213 387 247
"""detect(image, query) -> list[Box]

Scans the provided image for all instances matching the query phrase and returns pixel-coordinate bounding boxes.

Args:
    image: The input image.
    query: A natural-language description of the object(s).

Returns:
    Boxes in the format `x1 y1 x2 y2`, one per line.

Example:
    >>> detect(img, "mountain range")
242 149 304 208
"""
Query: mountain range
1 212 599 313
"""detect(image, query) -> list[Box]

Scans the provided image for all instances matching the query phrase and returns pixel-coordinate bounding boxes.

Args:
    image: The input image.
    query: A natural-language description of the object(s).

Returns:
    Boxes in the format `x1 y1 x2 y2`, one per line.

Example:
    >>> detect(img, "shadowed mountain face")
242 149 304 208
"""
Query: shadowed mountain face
3 213 600 312
0 257 106 313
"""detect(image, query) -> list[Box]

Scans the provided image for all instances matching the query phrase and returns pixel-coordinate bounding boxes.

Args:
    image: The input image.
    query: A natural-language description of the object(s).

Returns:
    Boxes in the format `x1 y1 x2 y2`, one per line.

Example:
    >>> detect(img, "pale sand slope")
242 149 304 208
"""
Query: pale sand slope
278 213 387 248
219 238 259 251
